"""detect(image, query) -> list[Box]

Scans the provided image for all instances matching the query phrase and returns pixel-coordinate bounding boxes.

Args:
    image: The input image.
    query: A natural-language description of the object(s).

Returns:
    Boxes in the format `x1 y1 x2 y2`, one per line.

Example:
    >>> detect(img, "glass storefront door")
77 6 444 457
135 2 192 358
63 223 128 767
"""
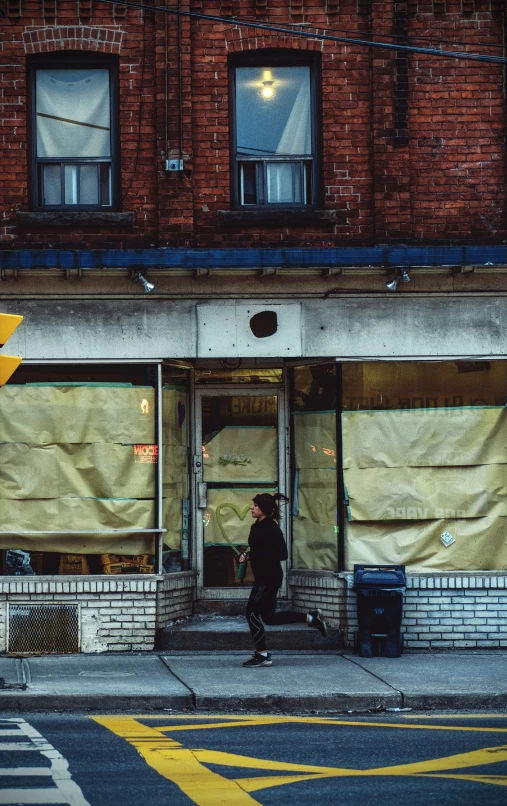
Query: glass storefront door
194 386 288 598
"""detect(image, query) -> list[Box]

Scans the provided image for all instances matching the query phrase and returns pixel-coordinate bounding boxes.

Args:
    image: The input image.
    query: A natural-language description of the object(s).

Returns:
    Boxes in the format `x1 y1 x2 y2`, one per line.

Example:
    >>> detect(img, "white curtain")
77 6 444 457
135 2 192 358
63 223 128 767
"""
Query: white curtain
36 69 110 158
276 77 311 155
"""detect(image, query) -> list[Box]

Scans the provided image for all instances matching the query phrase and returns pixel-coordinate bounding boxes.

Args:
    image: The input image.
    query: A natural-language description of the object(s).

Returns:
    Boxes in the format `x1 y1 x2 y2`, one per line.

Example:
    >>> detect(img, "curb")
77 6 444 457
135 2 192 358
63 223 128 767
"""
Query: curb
5 691 505 713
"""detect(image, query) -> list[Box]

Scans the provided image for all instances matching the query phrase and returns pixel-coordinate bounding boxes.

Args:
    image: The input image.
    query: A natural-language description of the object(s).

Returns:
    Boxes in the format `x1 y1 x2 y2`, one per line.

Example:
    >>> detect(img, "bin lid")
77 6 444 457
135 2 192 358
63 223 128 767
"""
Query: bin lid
353 564 406 589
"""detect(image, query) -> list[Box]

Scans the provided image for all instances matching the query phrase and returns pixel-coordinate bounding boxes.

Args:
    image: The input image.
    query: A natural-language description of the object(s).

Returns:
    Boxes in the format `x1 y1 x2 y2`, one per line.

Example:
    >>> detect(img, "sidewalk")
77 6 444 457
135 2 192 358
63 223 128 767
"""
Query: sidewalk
1 650 506 712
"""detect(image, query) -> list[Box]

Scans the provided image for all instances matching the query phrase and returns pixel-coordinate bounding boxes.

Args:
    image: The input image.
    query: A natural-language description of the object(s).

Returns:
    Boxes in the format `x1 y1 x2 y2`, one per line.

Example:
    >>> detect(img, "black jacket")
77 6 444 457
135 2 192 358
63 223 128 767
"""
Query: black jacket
248 517 288 585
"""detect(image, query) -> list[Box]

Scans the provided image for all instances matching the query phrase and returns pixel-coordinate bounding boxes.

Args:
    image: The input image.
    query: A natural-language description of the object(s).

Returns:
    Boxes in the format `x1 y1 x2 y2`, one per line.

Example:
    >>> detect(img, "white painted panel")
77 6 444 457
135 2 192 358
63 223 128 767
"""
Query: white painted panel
196 304 237 358
303 296 507 359
0 300 196 360
197 301 302 357
2 295 507 361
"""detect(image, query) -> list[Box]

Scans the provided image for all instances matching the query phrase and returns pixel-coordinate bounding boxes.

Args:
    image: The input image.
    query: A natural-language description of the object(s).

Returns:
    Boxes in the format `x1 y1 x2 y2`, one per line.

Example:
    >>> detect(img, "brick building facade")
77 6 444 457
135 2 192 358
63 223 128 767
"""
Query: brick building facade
1 0 507 653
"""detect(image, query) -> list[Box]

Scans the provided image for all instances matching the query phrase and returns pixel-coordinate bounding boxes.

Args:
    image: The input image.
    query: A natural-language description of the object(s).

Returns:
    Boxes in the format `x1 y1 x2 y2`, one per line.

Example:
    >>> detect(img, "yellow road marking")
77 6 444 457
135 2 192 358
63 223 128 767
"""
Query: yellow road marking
93 714 507 804
92 716 260 805
135 715 507 735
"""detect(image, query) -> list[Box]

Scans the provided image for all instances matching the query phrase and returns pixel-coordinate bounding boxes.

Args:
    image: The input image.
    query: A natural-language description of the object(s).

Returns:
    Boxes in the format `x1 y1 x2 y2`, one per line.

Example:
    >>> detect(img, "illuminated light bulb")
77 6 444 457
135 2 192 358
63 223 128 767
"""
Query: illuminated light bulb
261 70 275 100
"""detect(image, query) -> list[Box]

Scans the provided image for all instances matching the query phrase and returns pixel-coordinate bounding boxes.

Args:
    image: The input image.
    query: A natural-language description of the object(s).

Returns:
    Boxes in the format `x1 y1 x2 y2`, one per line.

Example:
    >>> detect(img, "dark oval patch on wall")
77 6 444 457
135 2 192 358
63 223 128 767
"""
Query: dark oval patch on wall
250 310 278 339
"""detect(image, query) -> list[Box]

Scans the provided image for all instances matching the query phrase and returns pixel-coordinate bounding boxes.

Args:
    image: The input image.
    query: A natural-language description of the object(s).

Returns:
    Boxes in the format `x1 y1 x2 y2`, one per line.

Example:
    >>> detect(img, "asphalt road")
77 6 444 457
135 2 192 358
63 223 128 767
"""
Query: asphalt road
0 712 506 805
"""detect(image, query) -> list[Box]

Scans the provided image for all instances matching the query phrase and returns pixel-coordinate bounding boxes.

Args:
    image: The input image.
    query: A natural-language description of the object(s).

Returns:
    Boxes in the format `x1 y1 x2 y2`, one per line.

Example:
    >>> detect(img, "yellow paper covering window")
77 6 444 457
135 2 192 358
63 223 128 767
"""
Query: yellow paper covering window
343 407 507 572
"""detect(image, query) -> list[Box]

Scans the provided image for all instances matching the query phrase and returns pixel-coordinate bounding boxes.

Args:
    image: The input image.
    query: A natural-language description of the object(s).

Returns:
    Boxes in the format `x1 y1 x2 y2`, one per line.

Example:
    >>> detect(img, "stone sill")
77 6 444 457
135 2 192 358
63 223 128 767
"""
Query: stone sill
341 571 507 590
0 571 194 595
16 211 135 228
217 209 338 226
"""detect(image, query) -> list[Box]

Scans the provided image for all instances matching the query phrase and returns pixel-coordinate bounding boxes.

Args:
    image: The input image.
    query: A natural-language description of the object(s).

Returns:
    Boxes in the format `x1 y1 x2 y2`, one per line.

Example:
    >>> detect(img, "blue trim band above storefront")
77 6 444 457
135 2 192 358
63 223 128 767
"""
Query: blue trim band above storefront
2 245 507 271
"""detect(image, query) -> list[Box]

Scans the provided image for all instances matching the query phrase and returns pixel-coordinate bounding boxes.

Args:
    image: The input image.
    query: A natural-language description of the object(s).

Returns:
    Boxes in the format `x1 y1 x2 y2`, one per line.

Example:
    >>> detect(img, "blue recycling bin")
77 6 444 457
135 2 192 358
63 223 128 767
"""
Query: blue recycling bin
353 564 406 658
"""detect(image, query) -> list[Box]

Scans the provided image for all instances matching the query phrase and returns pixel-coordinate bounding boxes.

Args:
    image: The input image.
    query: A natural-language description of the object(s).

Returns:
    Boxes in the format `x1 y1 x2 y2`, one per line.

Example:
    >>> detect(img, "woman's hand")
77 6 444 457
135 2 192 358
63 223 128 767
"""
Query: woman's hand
239 553 248 563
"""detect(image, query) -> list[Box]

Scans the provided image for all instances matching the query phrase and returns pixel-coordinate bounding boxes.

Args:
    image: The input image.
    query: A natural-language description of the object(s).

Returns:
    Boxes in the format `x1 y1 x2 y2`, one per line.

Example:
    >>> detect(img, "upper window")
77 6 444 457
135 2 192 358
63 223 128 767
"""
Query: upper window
231 54 319 208
29 55 118 210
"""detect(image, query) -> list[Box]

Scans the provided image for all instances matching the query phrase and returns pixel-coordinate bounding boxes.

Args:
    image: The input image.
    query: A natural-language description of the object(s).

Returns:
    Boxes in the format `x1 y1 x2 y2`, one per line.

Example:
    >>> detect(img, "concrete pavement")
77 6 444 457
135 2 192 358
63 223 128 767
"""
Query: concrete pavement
1 650 506 712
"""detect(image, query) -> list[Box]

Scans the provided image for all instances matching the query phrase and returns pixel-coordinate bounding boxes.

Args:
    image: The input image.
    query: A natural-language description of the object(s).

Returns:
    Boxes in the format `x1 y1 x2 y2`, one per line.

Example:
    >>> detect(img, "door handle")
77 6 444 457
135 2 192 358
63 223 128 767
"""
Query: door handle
197 482 207 508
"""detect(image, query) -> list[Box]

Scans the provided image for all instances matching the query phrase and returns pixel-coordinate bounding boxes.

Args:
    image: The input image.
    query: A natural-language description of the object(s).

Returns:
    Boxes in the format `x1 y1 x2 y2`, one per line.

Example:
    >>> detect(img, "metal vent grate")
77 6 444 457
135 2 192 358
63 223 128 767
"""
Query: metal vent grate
8 604 80 654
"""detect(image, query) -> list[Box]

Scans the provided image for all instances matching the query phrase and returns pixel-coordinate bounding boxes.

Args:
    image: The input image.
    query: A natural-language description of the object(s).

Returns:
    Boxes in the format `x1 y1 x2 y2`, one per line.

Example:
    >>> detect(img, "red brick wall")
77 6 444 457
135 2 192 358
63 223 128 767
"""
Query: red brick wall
0 0 506 248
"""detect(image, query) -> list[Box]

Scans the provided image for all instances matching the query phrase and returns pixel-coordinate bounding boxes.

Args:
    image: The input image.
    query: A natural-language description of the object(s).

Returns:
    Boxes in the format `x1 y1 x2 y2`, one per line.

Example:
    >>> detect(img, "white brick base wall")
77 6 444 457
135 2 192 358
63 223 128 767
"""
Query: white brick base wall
289 570 347 628
344 573 507 650
0 572 196 653
288 570 507 650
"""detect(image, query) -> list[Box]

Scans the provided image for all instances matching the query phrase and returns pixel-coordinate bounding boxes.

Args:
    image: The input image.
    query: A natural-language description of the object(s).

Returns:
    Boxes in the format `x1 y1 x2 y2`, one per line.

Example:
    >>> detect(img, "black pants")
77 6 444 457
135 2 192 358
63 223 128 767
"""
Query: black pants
246 581 307 652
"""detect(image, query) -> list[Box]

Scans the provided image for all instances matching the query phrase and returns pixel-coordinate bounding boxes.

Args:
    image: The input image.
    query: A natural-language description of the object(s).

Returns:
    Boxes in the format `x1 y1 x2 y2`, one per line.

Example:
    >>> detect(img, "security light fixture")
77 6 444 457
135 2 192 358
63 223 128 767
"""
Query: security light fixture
134 273 155 293
386 269 411 291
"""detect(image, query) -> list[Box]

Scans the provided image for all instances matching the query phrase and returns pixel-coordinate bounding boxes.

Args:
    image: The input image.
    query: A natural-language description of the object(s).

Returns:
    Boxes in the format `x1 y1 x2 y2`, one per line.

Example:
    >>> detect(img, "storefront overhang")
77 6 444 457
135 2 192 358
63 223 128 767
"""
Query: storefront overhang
2 295 507 360
2 245 507 272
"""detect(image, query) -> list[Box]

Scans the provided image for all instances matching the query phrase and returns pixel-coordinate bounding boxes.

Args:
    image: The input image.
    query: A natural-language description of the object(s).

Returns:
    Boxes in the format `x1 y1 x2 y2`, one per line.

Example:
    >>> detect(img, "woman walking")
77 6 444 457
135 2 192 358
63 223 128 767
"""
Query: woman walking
241 492 327 668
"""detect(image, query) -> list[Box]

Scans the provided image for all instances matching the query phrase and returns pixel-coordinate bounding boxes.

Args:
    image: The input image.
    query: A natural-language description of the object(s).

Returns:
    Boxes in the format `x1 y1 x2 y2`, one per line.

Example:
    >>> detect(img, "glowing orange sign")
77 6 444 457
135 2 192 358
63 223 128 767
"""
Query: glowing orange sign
134 444 158 463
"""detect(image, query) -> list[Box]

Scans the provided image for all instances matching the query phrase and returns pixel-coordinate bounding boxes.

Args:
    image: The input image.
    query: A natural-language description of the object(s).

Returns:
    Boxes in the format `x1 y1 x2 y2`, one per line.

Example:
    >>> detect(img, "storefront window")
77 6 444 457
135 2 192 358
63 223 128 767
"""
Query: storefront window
342 360 507 572
290 365 338 571
0 364 190 576
161 366 190 573
195 367 282 384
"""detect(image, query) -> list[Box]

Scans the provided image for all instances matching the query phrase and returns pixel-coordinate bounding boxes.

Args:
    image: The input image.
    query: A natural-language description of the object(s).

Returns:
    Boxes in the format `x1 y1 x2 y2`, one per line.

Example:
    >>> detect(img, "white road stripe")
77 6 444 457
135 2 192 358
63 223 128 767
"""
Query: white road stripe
0 730 30 736
0 789 67 803
0 743 43 750
0 720 91 806
0 769 53 776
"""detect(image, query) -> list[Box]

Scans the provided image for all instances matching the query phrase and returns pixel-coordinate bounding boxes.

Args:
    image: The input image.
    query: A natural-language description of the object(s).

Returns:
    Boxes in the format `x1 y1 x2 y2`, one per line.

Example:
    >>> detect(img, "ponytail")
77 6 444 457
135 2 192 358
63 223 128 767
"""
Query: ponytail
252 492 289 520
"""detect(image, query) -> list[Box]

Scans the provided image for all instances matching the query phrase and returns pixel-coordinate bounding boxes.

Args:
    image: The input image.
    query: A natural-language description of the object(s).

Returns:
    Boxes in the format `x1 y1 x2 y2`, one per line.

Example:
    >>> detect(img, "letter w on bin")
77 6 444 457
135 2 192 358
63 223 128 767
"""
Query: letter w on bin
353 564 406 658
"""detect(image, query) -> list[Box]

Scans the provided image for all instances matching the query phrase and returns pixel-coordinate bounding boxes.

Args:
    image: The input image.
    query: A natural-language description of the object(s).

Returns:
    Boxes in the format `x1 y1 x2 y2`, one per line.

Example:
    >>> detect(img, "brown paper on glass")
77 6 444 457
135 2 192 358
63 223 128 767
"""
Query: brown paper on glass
0 386 156 444
345 517 507 572
0 534 155 555
345 464 506 520
204 488 275 548
0 496 155 550
162 445 188 485
0 443 156 500
294 411 337 469
342 407 507 469
292 518 338 571
162 484 184 550
297 468 337 525
203 426 277 483
0 443 59 499
162 388 189 447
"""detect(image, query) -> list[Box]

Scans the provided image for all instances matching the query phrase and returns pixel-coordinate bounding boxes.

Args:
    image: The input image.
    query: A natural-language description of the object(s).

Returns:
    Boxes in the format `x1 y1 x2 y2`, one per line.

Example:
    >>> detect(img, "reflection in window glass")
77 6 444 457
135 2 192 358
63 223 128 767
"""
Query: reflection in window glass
291 365 338 571
195 368 282 384
342 361 506 410
236 66 311 158
36 69 111 159
201 395 278 587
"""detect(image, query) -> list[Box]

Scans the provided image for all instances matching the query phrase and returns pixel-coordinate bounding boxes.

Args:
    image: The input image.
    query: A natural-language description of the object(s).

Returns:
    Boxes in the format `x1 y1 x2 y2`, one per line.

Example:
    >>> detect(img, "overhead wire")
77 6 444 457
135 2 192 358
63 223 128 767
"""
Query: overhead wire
94 0 507 64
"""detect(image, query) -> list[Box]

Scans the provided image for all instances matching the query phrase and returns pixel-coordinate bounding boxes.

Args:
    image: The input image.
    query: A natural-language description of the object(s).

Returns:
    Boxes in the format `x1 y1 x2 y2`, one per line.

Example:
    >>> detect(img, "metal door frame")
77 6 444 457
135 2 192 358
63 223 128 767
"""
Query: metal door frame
192 380 289 600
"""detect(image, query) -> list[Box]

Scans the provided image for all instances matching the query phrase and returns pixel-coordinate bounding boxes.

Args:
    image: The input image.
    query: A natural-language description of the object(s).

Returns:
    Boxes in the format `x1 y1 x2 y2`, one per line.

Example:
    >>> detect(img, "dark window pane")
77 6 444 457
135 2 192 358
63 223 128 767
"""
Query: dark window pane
305 160 313 205
100 163 111 206
240 162 257 205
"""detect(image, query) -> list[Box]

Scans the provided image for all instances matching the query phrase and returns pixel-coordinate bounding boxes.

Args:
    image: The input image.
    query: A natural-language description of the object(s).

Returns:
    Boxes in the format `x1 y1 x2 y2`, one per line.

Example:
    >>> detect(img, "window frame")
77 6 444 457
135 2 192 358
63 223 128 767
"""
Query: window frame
229 50 322 211
27 53 121 212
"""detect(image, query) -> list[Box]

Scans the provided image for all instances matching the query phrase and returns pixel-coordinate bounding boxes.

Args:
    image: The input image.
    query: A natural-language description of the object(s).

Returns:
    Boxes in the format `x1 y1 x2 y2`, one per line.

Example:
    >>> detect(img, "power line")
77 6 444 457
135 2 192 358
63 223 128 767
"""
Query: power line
204 15 506 52
94 0 507 65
